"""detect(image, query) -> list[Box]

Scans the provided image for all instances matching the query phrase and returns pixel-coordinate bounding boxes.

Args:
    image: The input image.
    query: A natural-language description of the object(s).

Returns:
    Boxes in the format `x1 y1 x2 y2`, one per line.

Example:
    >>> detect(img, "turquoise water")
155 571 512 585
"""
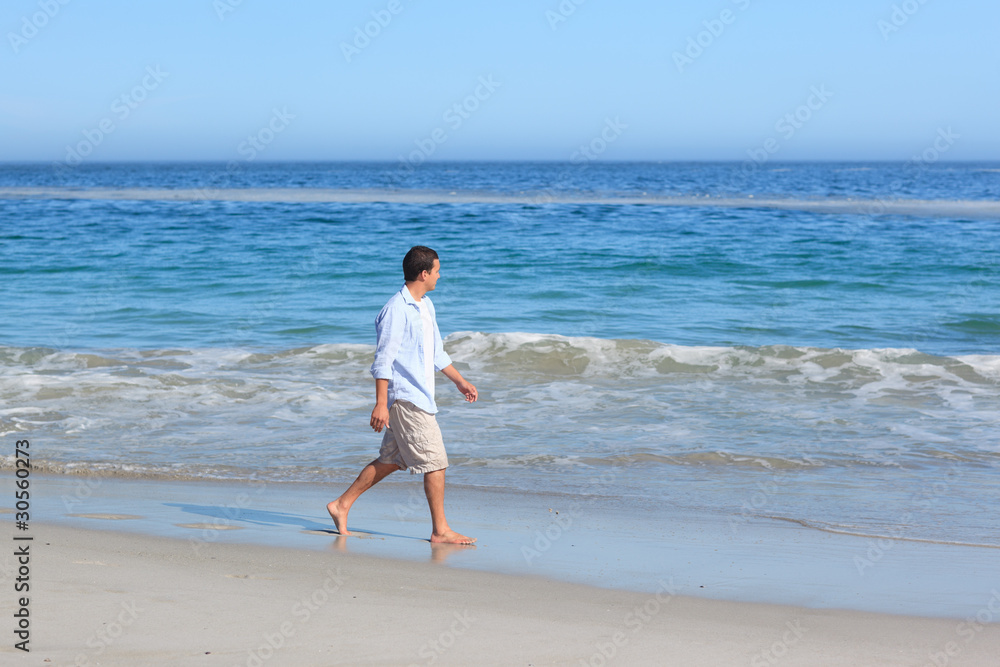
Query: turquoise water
1 162 998 549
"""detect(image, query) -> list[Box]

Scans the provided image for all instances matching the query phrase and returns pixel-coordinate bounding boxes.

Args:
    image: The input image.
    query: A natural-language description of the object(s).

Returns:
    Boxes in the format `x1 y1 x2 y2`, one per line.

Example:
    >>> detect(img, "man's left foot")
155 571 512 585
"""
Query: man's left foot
326 501 350 535
431 530 476 545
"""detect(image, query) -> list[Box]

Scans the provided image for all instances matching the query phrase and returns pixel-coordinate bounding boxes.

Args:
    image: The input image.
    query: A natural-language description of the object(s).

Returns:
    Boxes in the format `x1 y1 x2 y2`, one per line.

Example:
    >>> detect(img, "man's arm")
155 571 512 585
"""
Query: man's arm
440 364 477 402
428 300 454 372
370 301 404 432
370 303 404 381
371 378 390 432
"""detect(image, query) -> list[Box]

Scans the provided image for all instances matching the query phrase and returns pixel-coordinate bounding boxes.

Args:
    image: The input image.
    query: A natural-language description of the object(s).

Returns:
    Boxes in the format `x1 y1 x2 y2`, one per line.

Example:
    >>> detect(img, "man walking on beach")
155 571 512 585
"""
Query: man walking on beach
327 246 477 544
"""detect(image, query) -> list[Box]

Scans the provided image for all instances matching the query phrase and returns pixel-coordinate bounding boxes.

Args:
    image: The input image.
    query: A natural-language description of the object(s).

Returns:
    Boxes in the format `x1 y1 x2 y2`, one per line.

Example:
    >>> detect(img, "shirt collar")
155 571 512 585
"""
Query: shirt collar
400 283 421 308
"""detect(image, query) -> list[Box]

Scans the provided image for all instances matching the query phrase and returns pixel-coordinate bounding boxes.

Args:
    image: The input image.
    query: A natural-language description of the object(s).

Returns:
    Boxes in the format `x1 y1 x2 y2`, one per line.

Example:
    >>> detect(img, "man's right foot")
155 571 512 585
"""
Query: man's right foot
326 501 350 535
430 529 476 545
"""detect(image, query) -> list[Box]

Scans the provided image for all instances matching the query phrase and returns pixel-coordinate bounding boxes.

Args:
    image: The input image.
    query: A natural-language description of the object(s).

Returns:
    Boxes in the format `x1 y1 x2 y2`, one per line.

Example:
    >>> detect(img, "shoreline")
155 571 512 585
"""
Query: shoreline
3 474 999 620
2 186 999 218
3 522 999 666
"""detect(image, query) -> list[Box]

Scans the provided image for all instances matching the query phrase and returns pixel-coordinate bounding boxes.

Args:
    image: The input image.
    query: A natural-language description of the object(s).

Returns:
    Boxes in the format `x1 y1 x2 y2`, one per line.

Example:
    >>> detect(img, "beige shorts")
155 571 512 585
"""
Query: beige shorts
378 400 448 474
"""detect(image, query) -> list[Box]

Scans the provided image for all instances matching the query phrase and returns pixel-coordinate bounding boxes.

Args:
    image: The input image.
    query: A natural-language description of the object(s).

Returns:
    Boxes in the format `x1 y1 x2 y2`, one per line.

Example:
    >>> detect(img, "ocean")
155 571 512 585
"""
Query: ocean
1 161 998 551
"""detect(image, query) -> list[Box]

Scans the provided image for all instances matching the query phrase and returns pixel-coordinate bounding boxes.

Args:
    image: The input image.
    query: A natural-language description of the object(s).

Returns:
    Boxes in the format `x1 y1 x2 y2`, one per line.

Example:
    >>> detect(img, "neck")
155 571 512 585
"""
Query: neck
405 281 427 301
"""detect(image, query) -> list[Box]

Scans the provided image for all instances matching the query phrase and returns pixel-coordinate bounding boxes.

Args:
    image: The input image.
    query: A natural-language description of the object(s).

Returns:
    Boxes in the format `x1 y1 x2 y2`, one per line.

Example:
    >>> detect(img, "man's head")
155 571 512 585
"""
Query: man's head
403 246 440 290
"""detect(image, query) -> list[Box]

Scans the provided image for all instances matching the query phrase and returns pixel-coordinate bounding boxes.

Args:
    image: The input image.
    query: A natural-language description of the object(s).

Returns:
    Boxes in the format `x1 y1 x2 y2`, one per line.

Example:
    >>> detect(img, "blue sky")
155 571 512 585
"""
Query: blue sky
2 0 998 162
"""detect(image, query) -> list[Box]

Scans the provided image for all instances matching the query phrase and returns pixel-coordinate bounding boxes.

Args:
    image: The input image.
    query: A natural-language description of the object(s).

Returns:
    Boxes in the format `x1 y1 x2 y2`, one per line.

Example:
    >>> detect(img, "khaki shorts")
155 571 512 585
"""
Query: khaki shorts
378 400 448 474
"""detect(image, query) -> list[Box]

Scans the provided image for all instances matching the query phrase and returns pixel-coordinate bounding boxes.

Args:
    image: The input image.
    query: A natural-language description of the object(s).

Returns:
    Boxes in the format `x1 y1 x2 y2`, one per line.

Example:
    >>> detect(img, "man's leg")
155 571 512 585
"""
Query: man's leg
424 468 476 544
327 459 399 535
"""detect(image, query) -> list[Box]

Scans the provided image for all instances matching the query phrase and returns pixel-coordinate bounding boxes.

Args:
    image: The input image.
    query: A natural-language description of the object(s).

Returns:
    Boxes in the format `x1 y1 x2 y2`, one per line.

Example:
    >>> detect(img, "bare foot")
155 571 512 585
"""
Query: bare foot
326 501 350 535
430 529 476 545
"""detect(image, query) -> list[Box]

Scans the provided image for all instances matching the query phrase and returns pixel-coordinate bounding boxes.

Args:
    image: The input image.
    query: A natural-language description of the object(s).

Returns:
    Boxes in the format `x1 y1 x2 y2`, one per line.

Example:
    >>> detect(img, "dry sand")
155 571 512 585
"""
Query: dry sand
3 523 998 666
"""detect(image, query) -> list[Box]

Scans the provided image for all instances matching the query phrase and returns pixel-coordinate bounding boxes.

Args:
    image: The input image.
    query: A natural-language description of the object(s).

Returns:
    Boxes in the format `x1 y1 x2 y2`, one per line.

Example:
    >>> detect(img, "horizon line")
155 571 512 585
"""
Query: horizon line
1 158 998 165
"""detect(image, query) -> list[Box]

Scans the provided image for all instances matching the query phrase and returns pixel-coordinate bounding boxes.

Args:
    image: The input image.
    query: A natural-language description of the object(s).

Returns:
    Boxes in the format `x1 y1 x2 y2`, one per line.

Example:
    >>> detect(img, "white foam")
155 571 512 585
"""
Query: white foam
2 338 998 491
955 354 1000 380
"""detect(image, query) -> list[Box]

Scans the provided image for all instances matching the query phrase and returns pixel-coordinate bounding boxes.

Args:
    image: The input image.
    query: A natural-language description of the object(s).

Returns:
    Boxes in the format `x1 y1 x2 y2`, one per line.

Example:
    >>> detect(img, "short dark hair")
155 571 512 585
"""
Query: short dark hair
403 246 439 282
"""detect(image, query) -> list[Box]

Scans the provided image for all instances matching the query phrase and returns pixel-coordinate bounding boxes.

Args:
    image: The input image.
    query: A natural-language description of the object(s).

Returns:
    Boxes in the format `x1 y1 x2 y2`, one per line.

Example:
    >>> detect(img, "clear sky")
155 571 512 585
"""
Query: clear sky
2 0 998 162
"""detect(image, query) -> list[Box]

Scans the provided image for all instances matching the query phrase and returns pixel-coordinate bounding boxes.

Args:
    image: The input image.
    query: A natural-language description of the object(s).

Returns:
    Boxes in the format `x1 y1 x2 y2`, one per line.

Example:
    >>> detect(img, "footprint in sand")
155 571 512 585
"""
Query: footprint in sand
175 523 243 530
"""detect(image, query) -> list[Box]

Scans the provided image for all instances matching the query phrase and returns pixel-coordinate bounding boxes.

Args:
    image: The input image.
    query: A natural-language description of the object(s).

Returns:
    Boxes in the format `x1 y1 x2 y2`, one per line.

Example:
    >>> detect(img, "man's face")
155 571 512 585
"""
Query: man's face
424 259 441 291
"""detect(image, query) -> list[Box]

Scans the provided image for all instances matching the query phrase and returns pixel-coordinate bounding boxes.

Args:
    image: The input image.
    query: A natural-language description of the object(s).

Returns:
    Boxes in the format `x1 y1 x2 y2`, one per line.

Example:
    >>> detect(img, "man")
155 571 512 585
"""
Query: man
327 246 477 544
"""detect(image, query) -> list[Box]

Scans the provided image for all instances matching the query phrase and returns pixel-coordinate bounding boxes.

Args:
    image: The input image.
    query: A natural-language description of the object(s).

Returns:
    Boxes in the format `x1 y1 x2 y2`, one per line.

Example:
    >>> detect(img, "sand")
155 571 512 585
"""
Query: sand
3 186 1000 219
0 522 996 666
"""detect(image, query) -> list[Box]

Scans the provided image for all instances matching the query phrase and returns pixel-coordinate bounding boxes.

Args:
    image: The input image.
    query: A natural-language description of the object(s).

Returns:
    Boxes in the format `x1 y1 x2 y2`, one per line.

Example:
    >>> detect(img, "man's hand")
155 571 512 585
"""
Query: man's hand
456 379 477 403
440 364 477 403
371 403 389 432
371 378 390 431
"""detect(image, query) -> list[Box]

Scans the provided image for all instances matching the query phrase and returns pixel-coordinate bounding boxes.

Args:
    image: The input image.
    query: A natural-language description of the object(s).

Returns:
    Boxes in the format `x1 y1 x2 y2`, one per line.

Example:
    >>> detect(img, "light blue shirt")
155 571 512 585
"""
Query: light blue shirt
370 285 453 414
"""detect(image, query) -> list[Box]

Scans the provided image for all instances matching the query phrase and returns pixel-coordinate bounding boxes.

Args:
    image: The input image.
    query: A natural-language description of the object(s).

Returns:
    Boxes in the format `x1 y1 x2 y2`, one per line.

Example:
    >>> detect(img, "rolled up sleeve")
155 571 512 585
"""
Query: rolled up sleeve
432 318 453 372
370 303 404 380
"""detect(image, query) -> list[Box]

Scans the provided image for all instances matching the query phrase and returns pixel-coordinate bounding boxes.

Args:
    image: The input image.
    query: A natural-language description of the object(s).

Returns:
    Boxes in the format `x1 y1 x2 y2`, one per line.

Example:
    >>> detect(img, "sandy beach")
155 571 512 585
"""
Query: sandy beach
2 475 999 666
5 0 999 660
2 522 998 666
